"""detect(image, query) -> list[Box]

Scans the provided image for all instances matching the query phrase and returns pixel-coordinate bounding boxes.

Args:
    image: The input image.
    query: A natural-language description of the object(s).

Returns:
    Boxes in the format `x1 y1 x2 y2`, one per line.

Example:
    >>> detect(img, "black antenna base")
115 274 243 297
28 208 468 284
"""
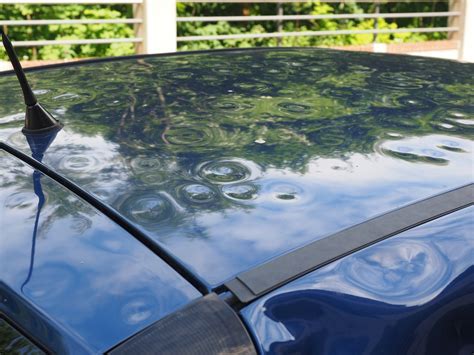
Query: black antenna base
1 29 63 134
22 103 62 134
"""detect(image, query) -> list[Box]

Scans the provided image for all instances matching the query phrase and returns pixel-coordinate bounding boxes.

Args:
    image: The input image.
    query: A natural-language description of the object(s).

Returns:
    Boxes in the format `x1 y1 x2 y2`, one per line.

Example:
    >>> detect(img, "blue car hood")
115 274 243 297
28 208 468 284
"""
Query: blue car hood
0 48 473 288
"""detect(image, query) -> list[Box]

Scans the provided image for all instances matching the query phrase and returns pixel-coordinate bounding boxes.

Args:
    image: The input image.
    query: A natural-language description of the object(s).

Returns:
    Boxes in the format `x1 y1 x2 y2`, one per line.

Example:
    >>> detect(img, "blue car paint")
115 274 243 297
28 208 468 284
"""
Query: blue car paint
241 206 474 355
0 49 472 287
0 151 200 353
0 49 472 352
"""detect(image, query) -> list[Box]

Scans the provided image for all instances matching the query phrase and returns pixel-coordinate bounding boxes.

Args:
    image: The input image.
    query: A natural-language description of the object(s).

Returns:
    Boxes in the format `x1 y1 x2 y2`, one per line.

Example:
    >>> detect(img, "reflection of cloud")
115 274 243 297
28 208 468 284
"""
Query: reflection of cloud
314 238 452 306
241 208 474 353
2 125 472 287
247 306 295 352
0 112 23 125
42 130 131 204
248 207 474 308
163 137 472 283
310 135 472 185
0 49 472 288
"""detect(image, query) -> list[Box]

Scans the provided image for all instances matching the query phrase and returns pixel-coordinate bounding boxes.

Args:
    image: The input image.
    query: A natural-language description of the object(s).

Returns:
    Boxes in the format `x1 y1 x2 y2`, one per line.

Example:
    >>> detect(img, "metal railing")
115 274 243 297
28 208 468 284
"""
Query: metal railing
176 10 461 42
0 0 143 47
173 0 471 61
178 27 460 43
175 4 461 43
0 0 471 61
177 11 459 22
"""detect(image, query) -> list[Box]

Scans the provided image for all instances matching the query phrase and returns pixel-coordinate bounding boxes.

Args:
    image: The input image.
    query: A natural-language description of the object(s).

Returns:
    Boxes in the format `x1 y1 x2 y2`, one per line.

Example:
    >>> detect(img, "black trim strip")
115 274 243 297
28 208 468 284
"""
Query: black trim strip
225 183 474 303
0 142 210 296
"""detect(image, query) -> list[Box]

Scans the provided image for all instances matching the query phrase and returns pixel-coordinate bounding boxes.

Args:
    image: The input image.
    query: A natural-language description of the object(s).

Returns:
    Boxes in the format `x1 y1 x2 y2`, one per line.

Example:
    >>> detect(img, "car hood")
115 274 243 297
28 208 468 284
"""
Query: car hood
0 48 472 287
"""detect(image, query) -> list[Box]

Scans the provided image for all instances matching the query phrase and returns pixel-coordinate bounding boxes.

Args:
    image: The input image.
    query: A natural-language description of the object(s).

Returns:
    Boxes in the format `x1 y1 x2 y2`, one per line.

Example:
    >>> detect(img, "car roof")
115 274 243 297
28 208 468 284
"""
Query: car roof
0 48 472 289
0 151 199 353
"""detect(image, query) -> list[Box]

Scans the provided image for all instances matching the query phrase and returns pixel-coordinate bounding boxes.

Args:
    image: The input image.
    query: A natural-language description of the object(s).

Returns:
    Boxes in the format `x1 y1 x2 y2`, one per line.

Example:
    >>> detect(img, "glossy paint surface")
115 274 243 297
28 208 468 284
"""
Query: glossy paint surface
0 152 199 353
241 207 474 355
0 49 473 286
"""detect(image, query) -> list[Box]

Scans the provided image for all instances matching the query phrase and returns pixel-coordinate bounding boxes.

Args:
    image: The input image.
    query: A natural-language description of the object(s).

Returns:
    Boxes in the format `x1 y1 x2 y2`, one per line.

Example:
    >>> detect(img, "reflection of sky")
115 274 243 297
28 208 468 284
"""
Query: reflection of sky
0 152 199 353
164 137 472 284
41 129 129 202
0 49 473 286
3 125 472 286
241 207 474 354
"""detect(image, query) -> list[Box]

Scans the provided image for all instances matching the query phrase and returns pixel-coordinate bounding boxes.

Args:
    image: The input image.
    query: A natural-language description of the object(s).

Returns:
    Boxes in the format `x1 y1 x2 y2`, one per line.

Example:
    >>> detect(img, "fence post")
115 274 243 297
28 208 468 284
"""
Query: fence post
373 2 380 43
448 0 463 41
276 3 283 46
459 0 473 62
134 0 177 54
133 3 144 54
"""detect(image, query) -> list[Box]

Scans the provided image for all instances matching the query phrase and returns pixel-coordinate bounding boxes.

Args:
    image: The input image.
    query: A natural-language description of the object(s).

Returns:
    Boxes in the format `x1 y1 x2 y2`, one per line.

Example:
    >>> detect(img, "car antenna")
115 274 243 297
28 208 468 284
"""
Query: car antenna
1 29 62 133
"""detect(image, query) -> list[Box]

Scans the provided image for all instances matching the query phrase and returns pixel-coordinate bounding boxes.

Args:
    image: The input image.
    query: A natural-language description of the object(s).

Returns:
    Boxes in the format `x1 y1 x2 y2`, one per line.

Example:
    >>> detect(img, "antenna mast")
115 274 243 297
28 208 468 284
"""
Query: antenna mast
1 29 62 133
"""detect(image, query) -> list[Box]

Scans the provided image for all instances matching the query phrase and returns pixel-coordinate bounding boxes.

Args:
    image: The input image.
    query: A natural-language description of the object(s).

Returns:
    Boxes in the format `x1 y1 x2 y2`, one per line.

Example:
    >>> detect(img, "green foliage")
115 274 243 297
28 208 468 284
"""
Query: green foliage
177 1 448 50
0 1 449 60
0 4 134 60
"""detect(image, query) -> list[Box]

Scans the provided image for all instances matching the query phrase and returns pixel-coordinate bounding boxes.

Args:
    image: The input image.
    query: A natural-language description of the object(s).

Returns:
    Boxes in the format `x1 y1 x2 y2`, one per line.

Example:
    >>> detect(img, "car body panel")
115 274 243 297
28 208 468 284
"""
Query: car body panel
0 151 200 353
0 49 472 287
240 206 474 355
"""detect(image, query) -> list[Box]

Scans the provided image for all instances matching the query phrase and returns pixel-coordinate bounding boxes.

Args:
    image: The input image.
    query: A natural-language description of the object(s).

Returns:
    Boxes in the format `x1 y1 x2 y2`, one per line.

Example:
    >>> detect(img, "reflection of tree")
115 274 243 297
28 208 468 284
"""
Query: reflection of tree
5 52 471 166
0 50 472 235
0 49 472 286
0 49 472 220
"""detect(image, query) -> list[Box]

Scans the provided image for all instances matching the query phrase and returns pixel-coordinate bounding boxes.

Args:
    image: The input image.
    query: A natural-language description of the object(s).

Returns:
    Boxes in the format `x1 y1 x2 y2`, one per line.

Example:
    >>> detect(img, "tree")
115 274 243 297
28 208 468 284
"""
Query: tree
1 2 450 60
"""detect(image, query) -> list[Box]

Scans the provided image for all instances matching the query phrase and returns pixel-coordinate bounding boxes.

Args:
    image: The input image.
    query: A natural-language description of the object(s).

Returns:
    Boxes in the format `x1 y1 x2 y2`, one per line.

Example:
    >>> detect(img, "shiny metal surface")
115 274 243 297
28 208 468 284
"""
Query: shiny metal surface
241 207 474 354
0 49 472 286
0 151 199 353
